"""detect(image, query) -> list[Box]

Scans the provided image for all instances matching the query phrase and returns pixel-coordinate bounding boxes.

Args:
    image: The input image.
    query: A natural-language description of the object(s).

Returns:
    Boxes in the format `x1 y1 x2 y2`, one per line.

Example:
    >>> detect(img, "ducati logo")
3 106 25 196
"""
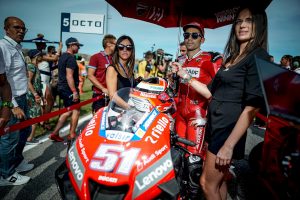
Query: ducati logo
136 3 148 16
136 3 164 22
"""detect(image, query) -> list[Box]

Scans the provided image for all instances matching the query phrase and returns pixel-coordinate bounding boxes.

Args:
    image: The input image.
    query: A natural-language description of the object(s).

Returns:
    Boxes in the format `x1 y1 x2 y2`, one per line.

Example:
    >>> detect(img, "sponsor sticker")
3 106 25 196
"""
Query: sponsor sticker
106 130 134 142
68 145 85 189
98 175 118 183
78 136 89 163
185 67 200 78
139 92 157 98
144 116 169 144
99 108 107 137
215 7 239 23
141 109 159 130
133 151 173 198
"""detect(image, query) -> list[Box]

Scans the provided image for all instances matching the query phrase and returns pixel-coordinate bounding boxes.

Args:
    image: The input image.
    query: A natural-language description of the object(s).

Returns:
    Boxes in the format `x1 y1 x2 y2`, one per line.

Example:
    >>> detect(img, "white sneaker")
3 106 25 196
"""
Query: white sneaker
0 172 30 186
15 160 34 173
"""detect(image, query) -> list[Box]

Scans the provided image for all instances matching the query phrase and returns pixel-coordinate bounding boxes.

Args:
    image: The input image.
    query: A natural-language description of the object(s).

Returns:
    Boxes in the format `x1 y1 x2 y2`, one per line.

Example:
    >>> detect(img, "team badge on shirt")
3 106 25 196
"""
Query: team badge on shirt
185 67 200 78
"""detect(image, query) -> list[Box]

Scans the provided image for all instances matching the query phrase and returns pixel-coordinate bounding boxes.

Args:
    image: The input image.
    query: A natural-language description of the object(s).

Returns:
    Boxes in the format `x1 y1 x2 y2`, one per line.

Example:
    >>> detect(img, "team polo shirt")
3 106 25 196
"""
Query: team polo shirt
88 51 112 94
180 51 215 100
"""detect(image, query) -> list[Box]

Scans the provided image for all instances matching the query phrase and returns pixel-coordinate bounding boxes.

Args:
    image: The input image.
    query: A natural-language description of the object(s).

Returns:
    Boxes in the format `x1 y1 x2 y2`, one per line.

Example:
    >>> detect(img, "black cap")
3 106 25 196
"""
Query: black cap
65 37 83 46
183 22 205 37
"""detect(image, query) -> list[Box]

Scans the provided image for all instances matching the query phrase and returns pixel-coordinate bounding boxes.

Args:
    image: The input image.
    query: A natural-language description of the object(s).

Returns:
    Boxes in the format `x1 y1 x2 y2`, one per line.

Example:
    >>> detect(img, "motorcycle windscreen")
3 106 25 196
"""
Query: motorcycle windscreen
105 87 153 138
256 57 300 124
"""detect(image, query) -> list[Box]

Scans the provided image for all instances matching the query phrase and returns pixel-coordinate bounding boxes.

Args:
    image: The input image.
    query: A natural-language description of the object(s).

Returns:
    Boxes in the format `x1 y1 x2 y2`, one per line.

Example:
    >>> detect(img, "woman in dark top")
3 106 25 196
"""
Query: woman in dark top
106 35 135 99
173 6 269 199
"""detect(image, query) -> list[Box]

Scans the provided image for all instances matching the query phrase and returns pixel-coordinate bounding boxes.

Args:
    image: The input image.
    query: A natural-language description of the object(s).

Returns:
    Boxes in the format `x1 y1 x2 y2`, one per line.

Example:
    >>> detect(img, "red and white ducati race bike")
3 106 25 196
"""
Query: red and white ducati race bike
55 78 204 200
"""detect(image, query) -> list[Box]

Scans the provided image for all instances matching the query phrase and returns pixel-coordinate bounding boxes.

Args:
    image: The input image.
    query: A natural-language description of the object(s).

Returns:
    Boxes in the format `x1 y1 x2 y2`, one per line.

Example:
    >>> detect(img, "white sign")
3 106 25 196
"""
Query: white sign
61 13 104 34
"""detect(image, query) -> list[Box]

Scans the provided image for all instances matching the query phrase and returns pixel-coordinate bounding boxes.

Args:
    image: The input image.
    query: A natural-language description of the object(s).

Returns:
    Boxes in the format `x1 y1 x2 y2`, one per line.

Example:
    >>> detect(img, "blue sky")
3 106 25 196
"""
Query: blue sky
0 0 299 63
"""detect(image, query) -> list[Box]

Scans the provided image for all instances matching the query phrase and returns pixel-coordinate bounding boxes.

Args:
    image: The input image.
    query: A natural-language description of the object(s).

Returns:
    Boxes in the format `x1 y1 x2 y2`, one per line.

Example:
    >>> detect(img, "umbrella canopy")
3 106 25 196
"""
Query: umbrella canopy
106 0 272 29
23 38 59 44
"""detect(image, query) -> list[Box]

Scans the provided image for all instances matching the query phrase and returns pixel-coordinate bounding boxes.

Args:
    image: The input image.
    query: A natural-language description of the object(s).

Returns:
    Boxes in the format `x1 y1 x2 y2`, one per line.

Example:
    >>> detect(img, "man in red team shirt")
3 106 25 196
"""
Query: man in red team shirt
87 34 116 113
172 22 219 157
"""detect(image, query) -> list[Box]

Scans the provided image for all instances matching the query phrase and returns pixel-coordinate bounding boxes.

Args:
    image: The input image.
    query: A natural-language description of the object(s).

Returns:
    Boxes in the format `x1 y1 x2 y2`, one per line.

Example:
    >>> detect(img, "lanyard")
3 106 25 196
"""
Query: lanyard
119 62 133 87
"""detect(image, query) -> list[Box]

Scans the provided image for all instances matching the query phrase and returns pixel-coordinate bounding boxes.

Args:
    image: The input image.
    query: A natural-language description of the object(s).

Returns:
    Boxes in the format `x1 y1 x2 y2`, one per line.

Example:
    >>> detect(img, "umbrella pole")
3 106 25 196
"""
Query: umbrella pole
59 20 63 112
59 25 62 44
176 12 183 59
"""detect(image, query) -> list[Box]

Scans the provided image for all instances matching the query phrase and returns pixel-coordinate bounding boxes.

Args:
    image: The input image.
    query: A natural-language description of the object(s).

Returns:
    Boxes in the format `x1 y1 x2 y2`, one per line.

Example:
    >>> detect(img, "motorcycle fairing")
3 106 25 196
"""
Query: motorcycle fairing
133 151 173 198
62 88 179 199
67 144 86 190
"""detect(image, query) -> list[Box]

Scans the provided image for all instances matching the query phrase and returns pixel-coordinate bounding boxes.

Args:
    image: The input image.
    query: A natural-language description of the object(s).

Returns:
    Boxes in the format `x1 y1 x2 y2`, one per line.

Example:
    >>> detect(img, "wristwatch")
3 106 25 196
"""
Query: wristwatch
1 101 14 109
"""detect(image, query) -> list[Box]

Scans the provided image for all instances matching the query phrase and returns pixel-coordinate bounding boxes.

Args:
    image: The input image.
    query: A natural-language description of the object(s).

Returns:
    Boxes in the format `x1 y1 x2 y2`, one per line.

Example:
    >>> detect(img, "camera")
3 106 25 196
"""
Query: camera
154 49 173 66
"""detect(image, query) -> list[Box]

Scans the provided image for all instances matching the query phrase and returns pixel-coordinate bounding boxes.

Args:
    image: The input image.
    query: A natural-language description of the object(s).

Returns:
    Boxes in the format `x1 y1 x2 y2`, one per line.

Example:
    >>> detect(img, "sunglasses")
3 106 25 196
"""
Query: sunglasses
117 44 133 51
12 25 28 33
183 32 202 40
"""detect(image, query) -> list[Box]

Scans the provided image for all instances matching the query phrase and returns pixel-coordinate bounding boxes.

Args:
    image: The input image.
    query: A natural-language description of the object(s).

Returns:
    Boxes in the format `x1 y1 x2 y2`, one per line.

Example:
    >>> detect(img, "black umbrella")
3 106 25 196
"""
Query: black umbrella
23 34 59 44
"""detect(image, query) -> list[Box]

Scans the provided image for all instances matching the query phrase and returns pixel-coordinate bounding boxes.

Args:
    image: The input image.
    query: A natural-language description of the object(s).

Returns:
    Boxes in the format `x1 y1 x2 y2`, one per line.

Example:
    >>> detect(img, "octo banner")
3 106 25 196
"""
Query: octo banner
61 12 105 34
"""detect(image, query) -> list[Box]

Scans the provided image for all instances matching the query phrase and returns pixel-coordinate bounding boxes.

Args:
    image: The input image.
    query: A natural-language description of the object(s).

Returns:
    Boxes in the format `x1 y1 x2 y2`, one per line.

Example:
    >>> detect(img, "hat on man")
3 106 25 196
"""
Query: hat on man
65 37 83 46
27 49 41 59
183 22 205 37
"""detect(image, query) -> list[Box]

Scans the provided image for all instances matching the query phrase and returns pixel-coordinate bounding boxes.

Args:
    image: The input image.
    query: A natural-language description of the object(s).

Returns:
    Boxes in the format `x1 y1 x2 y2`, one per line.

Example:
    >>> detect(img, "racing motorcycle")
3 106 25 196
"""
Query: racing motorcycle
248 59 300 200
55 78 203 200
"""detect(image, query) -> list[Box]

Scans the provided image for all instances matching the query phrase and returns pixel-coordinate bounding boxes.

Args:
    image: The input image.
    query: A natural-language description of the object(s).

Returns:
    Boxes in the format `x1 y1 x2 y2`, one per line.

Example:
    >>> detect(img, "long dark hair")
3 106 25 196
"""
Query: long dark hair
223 6 268 65
112 35 135 78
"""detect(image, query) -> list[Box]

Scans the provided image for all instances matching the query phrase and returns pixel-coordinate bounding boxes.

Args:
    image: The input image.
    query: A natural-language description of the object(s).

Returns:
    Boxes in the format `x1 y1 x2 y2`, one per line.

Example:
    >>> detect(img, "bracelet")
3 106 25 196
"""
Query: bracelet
73 92 78 96
188 77 195 85
183 73 189 79
0 101 14 109
33 92 38 97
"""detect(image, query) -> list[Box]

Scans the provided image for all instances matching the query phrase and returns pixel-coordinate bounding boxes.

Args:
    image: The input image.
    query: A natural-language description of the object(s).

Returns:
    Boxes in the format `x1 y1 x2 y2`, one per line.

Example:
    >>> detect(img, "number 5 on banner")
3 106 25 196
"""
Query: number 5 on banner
90 144 140 175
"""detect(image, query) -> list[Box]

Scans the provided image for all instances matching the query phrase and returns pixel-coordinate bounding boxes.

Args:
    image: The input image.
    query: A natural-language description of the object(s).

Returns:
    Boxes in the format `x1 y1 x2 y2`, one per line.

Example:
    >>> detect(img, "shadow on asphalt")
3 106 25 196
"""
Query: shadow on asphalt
0 140 67 200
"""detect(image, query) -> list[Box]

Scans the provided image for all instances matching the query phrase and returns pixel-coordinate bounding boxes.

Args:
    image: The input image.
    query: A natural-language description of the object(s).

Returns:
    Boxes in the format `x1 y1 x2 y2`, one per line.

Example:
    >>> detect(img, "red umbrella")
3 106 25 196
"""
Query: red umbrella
106 0 272 29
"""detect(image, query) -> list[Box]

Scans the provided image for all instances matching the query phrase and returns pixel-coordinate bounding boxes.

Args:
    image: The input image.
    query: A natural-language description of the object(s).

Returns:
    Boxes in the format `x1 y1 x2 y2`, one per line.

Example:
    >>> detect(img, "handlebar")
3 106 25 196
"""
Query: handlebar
171 131 196 147
177 137 196 147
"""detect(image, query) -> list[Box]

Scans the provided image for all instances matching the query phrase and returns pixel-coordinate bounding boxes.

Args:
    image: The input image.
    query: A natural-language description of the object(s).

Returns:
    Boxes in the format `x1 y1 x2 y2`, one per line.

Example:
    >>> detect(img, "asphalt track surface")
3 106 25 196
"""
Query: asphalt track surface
0 114 264 200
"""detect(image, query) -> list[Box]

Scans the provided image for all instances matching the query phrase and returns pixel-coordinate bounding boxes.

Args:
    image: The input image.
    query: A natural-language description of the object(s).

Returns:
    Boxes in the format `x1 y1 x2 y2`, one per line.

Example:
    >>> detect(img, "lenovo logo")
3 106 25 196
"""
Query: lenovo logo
135 159 172 190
